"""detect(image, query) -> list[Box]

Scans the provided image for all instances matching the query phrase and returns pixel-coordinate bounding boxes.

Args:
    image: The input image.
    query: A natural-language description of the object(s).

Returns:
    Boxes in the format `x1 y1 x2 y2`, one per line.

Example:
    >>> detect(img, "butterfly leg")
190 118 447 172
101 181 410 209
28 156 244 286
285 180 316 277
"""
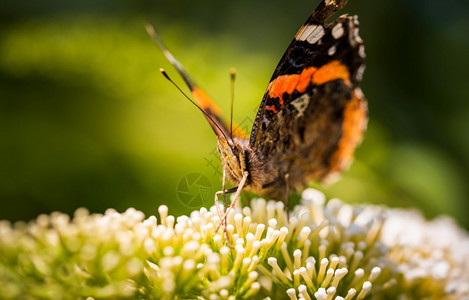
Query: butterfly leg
215 171 249 232
214 168 227 227
220 171 249 222
284 173 290 221
220 168 232 247
214 186 238 229
222 168 228 219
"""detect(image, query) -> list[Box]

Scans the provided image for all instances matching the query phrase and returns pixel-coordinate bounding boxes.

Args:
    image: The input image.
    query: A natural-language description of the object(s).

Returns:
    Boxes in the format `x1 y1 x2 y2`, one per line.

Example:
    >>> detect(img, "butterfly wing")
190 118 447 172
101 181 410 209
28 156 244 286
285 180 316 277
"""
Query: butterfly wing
249 0 367 189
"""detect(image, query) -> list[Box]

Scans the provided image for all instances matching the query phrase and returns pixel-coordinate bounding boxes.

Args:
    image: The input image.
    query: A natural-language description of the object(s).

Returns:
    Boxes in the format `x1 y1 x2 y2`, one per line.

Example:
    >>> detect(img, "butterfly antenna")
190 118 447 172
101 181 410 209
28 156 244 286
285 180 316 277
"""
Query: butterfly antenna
159 69 231 142
229 68 236 139
159 68 196 106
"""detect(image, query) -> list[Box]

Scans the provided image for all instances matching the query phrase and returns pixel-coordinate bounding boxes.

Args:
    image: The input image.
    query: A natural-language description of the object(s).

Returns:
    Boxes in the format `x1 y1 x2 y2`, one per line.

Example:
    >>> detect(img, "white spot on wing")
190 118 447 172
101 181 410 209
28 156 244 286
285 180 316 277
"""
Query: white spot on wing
328 45 337 56
296 25 317 41
356 64 365 81
297 25 325 45
332 23 344 39
353 28 363 44
354 87 364 99
358 45 366 58
306 25 325 44
291 94 310 118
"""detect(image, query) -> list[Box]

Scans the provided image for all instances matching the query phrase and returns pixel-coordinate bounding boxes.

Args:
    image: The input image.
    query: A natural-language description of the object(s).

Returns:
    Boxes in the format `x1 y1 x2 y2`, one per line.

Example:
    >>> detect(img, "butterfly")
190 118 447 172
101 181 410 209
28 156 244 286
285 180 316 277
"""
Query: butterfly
149 0 367 221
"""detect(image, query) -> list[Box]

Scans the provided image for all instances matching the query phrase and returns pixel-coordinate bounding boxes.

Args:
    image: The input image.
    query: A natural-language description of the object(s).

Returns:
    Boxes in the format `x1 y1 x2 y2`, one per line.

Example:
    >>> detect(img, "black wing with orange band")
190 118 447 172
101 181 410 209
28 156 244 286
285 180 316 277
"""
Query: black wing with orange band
250 0 366 152
245 0 368 185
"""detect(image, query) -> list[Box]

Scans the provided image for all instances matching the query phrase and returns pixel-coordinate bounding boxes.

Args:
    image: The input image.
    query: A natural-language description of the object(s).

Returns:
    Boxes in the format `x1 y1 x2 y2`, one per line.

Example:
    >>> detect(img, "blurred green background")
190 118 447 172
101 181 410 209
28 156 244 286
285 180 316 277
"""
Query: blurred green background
1 0 468 229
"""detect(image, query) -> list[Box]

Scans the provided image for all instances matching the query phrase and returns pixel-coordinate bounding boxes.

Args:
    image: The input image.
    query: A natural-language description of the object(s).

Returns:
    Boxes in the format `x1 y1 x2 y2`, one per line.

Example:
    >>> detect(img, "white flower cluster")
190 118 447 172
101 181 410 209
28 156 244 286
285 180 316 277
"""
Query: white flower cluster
0 189 468 299
0 208 147 298
381 209 469 299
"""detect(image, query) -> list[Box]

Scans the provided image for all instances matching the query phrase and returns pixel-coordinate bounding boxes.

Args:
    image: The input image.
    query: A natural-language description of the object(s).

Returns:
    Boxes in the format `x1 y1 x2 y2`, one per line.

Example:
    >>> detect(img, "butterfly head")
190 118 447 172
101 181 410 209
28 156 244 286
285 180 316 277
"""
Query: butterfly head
217 136 268 194
217 137 248 183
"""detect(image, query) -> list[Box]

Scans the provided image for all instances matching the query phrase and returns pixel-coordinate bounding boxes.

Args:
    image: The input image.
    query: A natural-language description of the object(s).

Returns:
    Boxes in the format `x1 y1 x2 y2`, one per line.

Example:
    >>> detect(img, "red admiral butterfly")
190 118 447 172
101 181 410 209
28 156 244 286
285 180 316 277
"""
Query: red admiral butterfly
149 0 367 221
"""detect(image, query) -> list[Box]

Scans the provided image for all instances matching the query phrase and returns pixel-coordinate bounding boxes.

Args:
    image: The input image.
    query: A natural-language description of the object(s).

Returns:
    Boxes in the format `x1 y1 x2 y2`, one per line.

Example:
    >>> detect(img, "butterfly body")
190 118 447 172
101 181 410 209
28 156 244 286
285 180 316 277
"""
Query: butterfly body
150 0 366 207
215 7 367 201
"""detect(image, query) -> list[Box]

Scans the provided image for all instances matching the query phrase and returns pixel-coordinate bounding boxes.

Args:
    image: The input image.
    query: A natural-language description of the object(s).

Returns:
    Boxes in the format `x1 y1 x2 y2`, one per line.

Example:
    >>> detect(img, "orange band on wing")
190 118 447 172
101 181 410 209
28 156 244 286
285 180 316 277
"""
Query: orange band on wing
269 74 298 99
231 123 249 139
191 87 222 116
268 66 317 99
296 67 317 92
264 61 350 115
328 89 367 173
266 105 279 113
192 86 250 138
312 60 350 85
266 67 317 113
